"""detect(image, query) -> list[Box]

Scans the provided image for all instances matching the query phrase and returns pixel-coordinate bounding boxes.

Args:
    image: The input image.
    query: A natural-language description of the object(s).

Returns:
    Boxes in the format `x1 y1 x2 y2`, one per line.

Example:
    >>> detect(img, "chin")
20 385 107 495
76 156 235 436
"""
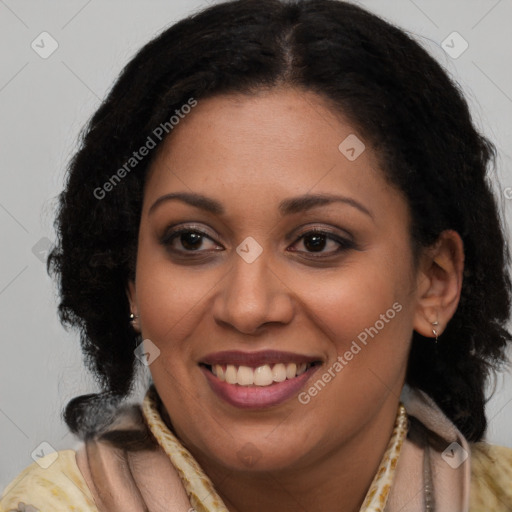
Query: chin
199 435 311 474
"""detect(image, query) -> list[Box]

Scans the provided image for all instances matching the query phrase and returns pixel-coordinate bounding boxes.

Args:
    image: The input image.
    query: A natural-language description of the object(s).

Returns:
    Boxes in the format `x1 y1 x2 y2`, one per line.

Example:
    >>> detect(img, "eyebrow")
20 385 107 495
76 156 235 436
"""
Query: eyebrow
148 191 373 219
278 193 373 218
148 192 224 216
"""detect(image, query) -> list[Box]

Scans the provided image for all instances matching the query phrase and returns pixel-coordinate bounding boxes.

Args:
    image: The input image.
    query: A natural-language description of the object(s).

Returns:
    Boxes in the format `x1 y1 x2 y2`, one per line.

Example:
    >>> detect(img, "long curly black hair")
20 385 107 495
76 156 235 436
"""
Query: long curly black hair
48 0 511 442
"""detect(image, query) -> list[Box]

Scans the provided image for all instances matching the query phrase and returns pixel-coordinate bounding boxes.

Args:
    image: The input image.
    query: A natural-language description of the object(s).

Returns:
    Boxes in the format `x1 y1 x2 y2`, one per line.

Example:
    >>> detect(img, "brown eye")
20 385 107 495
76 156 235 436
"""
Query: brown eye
303 233 328 252
180 231 204 250
161 227 222 254
289 229 355 257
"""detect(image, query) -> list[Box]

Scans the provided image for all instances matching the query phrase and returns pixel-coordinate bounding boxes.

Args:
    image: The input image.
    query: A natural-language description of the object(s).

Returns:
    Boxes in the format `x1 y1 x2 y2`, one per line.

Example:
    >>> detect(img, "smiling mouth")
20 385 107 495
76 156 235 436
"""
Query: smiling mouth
201 362 321 387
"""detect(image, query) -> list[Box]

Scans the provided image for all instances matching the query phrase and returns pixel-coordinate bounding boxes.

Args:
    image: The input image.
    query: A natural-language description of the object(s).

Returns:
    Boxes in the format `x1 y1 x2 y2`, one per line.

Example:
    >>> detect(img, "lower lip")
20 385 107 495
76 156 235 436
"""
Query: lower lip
200 364 320 409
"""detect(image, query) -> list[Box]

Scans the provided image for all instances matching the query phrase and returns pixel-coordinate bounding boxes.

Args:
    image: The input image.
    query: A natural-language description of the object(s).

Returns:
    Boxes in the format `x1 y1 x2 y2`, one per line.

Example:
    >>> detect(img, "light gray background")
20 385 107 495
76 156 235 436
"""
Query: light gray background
1 0 511 491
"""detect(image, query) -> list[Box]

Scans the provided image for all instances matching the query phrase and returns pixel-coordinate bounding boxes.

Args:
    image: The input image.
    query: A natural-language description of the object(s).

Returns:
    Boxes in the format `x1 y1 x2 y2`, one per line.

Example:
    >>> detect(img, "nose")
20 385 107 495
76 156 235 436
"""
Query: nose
212 251 295 335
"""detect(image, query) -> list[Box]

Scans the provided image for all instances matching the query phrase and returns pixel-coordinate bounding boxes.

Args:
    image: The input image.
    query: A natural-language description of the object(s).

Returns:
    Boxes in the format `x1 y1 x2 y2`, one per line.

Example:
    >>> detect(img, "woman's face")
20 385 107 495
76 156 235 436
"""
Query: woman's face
129 87 425 472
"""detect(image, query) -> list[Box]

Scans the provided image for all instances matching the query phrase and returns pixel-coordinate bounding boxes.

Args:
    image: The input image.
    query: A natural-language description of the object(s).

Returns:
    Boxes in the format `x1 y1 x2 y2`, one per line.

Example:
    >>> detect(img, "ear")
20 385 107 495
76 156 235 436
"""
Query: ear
126 280 140 333
413 229 464 340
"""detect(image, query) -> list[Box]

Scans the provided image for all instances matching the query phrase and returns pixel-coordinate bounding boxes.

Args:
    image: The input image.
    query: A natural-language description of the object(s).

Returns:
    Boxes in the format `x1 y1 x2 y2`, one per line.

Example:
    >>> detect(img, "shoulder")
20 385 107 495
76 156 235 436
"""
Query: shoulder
469 442 512 511
0 449 98 512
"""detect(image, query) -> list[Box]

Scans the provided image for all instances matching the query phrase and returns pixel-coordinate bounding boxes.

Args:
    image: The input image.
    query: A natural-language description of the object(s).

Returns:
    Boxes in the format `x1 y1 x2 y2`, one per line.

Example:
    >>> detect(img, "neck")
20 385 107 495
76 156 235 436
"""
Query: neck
191 398 400 512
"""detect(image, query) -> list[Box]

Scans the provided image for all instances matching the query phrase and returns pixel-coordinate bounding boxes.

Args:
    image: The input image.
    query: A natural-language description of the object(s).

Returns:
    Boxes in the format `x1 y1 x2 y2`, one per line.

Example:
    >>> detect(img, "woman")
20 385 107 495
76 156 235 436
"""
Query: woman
1 0 511 510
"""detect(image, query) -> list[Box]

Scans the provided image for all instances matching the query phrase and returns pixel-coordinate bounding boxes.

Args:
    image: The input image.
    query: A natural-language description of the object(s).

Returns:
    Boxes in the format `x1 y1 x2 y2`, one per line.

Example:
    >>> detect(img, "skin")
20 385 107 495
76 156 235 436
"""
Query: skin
127 87 464 512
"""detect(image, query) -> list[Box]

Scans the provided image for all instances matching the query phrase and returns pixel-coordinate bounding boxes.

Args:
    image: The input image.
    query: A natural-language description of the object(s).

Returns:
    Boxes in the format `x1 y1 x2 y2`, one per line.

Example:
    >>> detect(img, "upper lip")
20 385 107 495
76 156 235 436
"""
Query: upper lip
199 350 322 368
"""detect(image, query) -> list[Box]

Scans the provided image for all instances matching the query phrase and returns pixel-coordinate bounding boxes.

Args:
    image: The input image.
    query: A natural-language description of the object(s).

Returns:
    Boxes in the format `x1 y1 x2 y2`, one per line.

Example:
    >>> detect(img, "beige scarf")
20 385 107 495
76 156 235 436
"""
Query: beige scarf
76 385 470 512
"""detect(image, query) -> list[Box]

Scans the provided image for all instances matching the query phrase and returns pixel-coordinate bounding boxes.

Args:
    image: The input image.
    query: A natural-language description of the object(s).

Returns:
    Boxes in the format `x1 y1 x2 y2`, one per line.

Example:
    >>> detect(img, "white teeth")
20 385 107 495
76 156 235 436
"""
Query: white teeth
286 363 297 379
272 363 287 382
254 365 273 386
296 362 307 376
225 365 238 384
211 362 314 387
237 365 254 386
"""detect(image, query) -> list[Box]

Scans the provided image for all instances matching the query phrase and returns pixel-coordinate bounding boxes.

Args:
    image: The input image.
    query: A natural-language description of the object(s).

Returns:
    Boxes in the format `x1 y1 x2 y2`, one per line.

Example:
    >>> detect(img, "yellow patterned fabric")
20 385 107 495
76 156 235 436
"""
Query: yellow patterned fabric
469 442 512 511
359 405 408 511
0 449 97 511
1 390 511 512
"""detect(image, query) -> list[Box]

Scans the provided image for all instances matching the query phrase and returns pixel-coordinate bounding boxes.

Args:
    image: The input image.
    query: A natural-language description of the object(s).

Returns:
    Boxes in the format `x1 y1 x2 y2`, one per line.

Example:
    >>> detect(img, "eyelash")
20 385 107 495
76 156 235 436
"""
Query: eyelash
160 225 356 259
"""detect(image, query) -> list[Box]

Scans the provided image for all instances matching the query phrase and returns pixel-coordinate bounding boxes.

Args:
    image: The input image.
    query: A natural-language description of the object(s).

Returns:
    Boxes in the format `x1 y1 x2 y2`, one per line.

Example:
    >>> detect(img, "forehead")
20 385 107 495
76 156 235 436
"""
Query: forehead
143 87 405 222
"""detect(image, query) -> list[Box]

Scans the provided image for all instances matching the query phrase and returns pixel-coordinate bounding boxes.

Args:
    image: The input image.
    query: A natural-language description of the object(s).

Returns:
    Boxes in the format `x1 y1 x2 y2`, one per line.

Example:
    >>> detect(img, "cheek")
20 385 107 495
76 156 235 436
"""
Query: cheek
296 259 414 400
134 242 215 349
297 260 413 400
297 260 407 343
